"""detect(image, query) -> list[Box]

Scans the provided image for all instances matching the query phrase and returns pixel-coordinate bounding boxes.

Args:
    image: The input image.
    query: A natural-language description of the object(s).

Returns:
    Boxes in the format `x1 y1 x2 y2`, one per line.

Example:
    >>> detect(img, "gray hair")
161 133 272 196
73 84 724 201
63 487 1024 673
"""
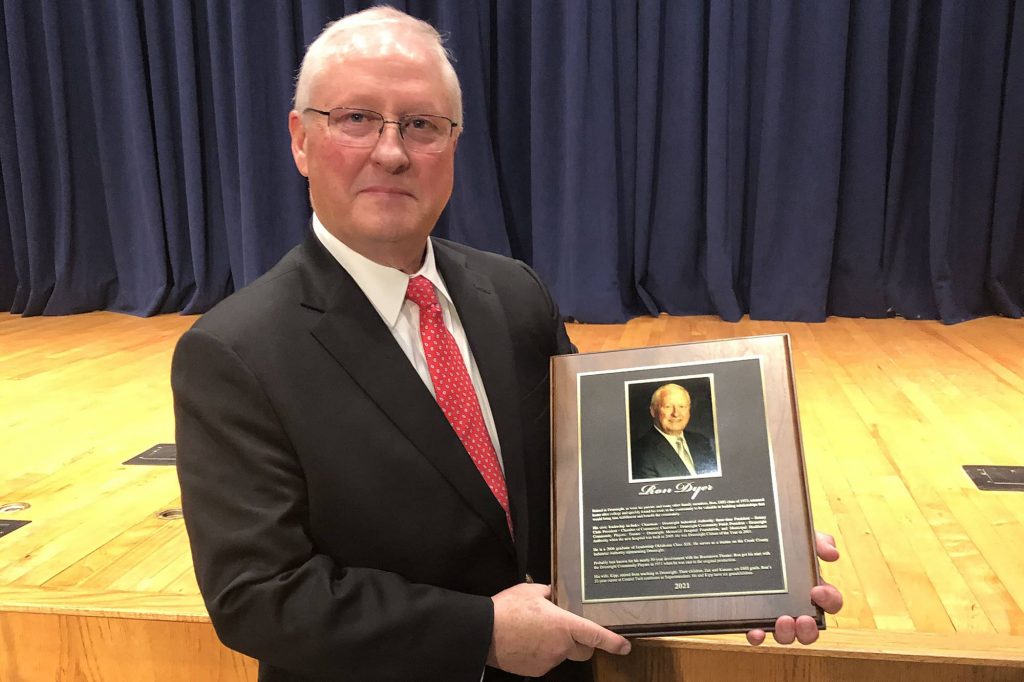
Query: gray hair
293 6 463 124
649 383 691 412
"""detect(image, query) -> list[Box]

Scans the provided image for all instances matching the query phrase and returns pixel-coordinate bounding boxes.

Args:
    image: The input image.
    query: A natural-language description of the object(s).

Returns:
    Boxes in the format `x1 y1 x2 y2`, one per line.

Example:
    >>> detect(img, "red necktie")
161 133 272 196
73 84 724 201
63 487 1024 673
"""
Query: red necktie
405 275 512 535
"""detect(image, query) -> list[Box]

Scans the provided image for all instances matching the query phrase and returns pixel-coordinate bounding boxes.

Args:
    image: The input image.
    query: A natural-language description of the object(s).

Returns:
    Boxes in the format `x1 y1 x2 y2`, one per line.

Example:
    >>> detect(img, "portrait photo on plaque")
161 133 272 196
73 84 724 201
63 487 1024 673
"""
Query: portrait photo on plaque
627 376 722 482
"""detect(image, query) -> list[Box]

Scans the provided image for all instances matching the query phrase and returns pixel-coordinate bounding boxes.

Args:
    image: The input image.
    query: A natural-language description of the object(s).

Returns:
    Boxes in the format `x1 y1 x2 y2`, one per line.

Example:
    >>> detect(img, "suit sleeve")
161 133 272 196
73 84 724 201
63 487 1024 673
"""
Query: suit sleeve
514 259 576 356
172 327 493 681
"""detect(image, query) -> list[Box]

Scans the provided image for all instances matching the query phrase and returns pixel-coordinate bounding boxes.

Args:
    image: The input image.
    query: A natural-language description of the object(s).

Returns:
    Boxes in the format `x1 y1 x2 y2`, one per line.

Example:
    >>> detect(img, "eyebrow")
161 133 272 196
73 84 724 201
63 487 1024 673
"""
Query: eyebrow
329 101 447 115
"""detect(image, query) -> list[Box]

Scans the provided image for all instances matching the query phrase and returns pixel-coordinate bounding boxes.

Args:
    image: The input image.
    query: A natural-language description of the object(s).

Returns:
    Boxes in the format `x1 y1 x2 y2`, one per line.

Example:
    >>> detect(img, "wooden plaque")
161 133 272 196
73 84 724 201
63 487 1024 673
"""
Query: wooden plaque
551 334 823 636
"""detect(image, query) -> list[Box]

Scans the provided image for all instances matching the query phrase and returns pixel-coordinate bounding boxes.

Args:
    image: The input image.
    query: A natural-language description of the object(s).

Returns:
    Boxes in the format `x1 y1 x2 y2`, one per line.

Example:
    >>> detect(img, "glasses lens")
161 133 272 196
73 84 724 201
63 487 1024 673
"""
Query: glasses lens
323 109 453 152
328 109 383 147
400 115 451 153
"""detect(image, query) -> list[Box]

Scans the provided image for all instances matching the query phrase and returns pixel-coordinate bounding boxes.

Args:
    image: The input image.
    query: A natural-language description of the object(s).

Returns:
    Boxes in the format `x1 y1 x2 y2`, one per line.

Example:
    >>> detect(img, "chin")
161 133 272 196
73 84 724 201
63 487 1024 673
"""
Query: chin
363 221 430 245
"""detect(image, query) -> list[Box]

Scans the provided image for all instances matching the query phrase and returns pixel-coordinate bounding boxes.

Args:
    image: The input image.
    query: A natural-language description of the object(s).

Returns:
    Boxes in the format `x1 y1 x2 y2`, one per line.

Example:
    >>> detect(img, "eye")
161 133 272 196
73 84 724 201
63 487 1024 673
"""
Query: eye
406 117 440 132
333 110 377 128
339 111 369 124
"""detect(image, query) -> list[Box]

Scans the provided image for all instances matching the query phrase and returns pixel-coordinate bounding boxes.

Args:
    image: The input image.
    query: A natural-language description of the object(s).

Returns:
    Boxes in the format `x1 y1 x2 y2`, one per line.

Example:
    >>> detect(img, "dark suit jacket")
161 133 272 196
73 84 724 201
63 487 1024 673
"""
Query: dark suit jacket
630 427 718 480
172 233 581 682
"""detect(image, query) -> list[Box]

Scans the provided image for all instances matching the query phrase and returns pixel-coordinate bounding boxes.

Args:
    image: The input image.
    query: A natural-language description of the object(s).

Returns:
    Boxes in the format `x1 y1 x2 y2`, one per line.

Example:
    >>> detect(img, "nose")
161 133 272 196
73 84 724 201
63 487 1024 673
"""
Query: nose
369 121 410 174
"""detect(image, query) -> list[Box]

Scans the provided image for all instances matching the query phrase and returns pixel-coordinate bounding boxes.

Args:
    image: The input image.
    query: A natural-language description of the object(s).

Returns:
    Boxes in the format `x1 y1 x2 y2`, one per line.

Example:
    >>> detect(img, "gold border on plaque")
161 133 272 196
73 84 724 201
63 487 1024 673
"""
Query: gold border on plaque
575 356 789 604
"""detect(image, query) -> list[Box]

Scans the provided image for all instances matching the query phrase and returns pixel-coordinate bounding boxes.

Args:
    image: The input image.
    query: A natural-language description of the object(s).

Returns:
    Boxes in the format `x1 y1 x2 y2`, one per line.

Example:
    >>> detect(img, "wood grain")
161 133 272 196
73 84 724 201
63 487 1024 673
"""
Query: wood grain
0 610 256 682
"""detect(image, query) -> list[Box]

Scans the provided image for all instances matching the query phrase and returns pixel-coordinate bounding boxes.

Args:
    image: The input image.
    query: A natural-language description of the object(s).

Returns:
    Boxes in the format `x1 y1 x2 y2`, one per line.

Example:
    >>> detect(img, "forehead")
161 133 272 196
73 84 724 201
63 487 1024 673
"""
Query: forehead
309 29 451 111
658 388 690 405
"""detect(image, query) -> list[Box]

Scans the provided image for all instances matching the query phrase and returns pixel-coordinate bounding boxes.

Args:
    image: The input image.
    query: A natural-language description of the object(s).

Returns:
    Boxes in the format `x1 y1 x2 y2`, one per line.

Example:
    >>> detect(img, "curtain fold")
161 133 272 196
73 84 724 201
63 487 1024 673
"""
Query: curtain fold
745 2 849 321
2 0 1021 322
989 2 1024 318
829 0 890 318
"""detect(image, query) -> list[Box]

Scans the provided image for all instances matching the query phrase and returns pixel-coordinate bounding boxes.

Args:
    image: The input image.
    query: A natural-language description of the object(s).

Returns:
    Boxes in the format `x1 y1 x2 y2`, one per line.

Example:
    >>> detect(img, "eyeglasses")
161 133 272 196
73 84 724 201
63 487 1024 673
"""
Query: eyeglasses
304 107 459 153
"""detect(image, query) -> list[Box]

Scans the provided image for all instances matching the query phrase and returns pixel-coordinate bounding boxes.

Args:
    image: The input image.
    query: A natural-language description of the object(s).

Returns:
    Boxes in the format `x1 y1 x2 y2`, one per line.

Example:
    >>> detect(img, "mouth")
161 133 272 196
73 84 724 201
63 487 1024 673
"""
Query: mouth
359 186 414 198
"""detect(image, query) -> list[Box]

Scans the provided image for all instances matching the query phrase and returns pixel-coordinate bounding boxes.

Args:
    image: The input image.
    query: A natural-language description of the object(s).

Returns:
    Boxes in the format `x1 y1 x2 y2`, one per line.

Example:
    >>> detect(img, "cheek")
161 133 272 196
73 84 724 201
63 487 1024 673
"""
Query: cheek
420 158 456 202
309 143 365 184
305 155 357 218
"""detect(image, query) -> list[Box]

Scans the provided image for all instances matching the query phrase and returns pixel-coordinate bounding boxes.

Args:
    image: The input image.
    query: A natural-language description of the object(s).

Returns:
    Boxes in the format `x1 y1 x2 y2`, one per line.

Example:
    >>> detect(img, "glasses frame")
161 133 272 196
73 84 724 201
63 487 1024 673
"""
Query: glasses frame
304 107 460 153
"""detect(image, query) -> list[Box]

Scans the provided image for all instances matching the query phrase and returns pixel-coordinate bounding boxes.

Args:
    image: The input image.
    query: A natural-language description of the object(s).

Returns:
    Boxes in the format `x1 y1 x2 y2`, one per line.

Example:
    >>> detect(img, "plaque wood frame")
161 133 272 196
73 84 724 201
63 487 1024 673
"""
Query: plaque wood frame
551 334 823 636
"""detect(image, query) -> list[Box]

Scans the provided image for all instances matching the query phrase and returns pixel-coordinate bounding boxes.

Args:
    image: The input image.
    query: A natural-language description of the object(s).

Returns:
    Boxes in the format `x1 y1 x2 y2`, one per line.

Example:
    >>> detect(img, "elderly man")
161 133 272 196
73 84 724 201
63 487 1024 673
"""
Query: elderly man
631 383 720 479
173 7 841 682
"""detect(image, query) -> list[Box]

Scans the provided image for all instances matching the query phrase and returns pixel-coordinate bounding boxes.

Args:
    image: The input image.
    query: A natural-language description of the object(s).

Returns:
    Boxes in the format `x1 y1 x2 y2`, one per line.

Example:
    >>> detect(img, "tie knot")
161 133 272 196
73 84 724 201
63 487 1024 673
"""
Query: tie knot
406 275 439 310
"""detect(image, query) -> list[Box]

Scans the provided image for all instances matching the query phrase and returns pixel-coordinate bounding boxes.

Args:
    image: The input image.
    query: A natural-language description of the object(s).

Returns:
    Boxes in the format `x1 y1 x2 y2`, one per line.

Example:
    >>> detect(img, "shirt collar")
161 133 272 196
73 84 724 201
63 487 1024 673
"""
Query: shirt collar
654 425 685 443
312 213 454 328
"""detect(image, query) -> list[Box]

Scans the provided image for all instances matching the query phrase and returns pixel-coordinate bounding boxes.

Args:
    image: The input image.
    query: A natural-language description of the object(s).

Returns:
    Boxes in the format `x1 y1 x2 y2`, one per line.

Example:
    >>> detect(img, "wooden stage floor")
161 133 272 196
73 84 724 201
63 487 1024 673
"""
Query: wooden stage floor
1 311 1023 680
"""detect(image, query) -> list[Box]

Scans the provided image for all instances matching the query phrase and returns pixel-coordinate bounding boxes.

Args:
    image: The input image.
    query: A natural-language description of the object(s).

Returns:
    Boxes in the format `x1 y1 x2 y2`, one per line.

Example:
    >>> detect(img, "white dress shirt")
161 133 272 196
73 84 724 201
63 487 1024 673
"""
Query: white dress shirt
655 427 696 476
312 215 504 468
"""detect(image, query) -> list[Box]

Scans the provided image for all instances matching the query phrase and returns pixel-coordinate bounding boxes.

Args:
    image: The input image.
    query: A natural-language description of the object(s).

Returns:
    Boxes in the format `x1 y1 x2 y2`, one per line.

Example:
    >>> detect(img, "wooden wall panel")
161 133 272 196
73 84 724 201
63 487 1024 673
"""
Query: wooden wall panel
0 611 256 682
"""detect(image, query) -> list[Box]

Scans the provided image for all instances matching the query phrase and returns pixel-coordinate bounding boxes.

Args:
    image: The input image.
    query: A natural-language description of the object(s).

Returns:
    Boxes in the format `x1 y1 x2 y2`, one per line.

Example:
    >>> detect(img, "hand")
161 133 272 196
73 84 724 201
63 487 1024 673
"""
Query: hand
487 583 631 677
746 530 844 646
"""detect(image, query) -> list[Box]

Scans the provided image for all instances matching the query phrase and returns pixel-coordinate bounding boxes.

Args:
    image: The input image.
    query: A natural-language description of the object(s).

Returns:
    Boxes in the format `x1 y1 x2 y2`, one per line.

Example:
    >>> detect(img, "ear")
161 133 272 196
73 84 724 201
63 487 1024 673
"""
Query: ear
289 110 309 177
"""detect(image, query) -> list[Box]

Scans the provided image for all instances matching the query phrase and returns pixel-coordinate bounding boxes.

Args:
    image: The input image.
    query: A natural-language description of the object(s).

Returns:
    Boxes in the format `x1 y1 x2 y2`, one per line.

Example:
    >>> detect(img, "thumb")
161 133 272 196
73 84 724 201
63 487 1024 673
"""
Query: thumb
568 616 631 655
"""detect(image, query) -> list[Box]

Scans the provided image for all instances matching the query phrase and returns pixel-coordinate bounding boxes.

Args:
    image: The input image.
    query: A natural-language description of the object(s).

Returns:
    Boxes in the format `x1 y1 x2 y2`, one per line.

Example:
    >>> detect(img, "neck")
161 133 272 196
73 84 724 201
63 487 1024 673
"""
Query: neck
336 235 428 274
365 245 426 274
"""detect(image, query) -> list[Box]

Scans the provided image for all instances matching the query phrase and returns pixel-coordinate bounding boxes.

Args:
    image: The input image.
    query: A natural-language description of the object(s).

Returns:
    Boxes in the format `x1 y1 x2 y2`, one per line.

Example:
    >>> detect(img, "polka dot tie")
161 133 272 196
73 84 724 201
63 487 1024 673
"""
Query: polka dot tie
405 275 513 536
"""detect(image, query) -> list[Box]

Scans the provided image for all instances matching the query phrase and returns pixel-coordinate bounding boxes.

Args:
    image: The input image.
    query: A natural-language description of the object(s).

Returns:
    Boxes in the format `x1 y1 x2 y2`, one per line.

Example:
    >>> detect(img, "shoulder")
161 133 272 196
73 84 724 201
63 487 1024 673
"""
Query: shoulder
433 238 544 287
433 237 564 339
632 429 663 453
191 243 314 335
177 242 321 360
685 430 714 454
686 430 710 443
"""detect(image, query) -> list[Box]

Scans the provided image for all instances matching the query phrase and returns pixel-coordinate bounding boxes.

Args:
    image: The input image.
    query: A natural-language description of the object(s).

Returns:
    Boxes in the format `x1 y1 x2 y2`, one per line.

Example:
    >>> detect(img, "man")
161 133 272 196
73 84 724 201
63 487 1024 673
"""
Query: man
631 383 720 479
172 7 841 682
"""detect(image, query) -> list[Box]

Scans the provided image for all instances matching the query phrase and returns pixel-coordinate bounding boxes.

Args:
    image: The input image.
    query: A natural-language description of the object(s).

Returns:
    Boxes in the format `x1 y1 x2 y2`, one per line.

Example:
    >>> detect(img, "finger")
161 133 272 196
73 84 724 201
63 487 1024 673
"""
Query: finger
795 615 820 645
773 616 796 645
566 641 595 662
569 617 631 655
811 583 843 614
746 629 767 646
815 531 840 562
494 582 550 602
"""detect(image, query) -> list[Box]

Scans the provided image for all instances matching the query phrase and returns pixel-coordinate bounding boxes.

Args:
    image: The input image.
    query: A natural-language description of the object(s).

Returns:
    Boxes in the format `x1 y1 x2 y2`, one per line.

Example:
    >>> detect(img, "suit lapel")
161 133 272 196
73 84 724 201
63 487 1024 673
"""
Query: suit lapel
434 241 530 575
299 235 516 558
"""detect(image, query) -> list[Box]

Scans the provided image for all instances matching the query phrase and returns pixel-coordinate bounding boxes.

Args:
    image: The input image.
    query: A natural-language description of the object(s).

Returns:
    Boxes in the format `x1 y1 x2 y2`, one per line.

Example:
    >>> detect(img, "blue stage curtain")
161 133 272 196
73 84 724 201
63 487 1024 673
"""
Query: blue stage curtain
2 1 1021 322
